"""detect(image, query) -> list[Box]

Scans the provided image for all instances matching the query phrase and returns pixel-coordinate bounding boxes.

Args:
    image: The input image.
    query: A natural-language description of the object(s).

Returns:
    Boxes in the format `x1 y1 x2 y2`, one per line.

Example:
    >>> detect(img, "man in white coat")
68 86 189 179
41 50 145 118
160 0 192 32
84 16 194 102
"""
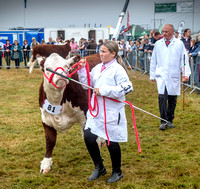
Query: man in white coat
150 24 191 130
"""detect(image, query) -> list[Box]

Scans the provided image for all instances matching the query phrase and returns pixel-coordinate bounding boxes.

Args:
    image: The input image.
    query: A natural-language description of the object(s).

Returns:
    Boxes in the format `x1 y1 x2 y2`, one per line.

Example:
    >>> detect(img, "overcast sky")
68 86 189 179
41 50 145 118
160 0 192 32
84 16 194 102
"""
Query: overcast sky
0 0 200 32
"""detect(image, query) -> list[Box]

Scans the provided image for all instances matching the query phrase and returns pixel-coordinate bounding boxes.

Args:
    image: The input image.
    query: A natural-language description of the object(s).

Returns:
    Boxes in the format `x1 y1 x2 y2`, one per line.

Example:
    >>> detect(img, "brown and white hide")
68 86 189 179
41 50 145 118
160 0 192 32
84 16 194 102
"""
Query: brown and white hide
38 53 101 173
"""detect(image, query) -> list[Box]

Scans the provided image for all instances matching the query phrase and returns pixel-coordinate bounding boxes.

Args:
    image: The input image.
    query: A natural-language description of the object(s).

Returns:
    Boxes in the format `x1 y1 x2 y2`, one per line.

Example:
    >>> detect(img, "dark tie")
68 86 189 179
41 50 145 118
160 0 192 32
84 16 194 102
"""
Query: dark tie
165 41 170 46
101 64 106 72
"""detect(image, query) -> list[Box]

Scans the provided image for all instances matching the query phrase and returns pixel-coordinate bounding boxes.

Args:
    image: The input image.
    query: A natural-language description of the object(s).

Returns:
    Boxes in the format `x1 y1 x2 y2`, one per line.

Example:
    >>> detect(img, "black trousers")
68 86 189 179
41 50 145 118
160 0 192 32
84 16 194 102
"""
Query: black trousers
14 59 20 68
24 54 29 67
84 128 121 173
159 88 177 124
5 54 11 68
0 55 2 67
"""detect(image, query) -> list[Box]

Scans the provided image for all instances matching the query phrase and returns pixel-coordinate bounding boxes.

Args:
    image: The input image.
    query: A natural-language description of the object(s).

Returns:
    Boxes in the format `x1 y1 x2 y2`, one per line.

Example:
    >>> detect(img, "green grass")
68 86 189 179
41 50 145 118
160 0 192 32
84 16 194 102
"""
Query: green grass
0 64 200 189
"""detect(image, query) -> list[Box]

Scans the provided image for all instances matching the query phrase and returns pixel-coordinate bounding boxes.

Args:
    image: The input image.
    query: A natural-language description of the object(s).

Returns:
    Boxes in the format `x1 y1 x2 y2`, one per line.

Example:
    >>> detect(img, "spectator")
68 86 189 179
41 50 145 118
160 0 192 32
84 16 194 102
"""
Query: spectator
55 37 63 45
189 39 197 54
149 29 156 44
87 39 97 55
78 40 133 183
126 40 132 52
41 40 46 45
31 37 39 51
47 37 54 45
150 24 191 130
189 35 200 57
128 41 137 67
136 40 141 49
96 39 103 53
0 38 4 69
138 39 145 69
11 40 23 69
154 32 163 41
112 38 116 42
181 28 191 51
70 38 79 57
189 35 200 94
118 39 126 59
3 39 12 69
23 39 30 68
79 38 87 57
174 31 179 39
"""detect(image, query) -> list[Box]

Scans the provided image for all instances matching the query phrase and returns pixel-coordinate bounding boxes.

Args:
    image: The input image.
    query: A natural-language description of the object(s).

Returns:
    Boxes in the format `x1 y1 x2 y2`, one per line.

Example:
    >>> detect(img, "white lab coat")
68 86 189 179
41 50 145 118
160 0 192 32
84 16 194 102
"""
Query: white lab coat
150 38 191 95
78 60 133 142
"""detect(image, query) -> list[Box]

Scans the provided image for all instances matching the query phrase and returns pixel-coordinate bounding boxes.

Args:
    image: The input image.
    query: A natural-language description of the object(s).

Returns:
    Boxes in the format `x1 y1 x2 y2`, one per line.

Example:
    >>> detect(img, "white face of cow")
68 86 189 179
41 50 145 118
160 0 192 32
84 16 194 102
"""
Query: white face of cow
42 53 76 90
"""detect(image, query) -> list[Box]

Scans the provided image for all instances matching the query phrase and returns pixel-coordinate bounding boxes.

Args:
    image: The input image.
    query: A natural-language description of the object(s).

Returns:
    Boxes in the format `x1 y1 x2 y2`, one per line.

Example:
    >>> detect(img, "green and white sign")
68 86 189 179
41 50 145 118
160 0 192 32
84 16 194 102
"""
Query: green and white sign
155 3 176 13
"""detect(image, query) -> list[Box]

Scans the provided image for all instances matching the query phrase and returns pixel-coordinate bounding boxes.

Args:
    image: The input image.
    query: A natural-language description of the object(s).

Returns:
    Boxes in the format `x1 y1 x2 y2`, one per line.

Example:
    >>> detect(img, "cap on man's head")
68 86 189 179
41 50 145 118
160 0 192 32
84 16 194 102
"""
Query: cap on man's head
71 38 75 41
32 37 36 40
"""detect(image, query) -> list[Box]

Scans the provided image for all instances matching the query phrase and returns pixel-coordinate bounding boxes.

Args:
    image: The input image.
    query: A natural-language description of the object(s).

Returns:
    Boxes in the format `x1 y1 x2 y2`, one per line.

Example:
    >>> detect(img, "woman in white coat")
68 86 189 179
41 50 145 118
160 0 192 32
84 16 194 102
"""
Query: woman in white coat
78 40 133 183
150 24 191 130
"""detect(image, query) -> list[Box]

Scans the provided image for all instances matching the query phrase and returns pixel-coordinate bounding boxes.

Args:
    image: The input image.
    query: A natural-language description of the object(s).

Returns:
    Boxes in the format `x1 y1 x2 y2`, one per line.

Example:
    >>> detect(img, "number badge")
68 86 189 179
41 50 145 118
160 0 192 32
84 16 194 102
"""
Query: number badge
43 99 62 115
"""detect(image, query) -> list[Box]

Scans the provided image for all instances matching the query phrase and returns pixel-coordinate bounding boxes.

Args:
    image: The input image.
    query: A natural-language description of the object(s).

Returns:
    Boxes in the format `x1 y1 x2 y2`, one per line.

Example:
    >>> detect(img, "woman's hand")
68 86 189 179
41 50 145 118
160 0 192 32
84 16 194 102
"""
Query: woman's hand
79 58 86 68
94 88 100 96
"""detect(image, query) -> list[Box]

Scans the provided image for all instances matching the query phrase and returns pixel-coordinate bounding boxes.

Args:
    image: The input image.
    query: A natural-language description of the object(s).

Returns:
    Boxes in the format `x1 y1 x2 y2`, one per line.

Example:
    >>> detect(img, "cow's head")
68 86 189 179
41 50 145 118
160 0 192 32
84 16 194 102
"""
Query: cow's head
39 53 80 90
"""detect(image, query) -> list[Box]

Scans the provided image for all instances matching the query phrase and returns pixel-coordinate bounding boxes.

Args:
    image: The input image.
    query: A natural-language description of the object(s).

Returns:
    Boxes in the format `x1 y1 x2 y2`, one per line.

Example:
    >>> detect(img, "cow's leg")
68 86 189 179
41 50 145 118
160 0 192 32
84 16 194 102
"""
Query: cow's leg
40 123 57 174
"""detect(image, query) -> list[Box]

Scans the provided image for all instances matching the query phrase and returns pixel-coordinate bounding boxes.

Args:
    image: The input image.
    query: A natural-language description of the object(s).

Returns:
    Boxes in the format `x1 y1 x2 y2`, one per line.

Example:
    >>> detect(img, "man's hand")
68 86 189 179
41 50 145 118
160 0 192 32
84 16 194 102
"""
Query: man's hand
182 76 189 83
151 79 156 82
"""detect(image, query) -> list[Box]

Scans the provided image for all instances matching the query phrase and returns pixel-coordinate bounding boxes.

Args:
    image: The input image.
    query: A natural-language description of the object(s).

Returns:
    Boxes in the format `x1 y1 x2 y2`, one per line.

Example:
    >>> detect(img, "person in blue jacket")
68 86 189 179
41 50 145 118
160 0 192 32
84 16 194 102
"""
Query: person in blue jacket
11 40 23 69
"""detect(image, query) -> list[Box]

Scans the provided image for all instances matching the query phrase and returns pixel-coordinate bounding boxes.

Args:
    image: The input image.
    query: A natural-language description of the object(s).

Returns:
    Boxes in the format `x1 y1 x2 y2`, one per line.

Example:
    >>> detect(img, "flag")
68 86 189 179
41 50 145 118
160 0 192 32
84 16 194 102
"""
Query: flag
121 25 125 32
24 0 27 8
177 21 185 39
131 25 136 38
159 24 163 34
127 11 130 28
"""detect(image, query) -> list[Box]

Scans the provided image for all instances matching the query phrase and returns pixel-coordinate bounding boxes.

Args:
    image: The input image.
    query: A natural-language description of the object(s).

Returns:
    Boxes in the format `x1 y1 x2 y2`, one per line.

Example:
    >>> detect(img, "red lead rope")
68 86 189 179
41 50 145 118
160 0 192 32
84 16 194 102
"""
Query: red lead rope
84 61 141 153
43 67 67 89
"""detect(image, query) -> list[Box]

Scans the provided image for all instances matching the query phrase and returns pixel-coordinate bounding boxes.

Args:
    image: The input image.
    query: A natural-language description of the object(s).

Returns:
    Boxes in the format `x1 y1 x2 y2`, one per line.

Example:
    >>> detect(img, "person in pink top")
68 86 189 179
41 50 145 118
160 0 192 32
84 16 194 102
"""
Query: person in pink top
70 38 79 57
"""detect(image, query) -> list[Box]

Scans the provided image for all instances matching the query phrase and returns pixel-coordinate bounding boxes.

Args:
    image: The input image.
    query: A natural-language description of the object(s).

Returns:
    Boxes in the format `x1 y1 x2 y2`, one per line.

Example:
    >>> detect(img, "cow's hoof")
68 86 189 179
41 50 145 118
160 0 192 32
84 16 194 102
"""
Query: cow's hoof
40 157 53 174
40 169 51 174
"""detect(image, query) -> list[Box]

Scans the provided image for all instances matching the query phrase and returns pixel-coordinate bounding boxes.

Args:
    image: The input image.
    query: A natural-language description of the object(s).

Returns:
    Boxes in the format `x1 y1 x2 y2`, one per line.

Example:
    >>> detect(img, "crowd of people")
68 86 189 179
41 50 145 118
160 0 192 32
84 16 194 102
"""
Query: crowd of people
117 28 200 94
0 28 199 94
0 36 103 69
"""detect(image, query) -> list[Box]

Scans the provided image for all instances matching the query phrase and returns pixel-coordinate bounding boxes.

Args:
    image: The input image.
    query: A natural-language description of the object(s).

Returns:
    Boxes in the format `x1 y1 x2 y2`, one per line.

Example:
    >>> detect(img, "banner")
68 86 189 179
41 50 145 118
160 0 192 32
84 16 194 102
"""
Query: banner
155 3 176 13
177 2 193 13
155 2 193 13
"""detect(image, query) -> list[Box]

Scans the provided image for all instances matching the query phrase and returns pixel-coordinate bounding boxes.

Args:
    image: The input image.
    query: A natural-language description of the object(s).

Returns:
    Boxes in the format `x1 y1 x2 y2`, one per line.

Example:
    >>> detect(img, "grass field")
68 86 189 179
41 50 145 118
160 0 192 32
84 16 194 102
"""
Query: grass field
0 64 200 189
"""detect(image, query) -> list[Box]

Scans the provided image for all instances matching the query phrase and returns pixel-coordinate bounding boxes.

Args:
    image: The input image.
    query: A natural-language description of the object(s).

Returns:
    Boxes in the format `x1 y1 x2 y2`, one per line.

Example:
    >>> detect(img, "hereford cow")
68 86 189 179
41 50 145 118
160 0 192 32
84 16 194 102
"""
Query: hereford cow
28 42 71 73
38 52 100 173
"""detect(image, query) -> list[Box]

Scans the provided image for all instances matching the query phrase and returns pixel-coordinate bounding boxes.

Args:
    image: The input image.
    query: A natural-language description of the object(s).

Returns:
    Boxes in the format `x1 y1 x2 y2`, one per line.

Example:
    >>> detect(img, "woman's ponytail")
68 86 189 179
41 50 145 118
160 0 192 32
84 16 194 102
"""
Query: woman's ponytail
116 55 128 74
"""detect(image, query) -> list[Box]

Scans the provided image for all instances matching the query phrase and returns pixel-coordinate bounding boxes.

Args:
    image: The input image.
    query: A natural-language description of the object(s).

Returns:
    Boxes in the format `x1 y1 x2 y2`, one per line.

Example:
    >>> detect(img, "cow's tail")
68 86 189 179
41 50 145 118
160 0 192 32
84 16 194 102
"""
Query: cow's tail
28 55 37 73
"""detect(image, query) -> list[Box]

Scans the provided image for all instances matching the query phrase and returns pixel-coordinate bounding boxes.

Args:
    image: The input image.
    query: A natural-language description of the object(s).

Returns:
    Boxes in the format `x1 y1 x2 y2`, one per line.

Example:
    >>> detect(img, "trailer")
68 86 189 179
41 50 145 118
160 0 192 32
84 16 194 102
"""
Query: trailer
44 27 115 43
0 28 44 46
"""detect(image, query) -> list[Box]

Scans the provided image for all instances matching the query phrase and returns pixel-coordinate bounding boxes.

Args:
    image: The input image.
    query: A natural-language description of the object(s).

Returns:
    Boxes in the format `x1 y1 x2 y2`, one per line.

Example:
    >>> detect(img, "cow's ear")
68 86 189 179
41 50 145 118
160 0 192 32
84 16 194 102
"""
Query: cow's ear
39 58 46 72
65 40 70 44
73 55 81 63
